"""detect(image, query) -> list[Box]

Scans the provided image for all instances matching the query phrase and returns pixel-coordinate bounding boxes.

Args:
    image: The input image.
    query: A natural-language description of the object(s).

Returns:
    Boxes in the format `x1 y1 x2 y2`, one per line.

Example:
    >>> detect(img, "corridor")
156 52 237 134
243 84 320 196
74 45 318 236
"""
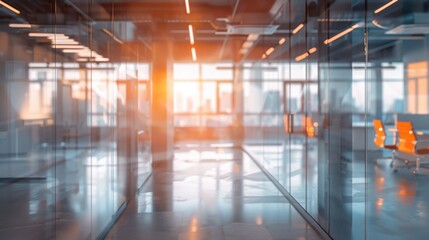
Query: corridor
106 146 321 240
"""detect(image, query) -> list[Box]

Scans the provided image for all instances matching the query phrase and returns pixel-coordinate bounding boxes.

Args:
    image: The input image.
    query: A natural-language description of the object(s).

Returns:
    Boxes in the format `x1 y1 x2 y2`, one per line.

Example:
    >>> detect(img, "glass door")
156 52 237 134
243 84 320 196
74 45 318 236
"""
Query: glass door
283 82 305 134
284 80 306 206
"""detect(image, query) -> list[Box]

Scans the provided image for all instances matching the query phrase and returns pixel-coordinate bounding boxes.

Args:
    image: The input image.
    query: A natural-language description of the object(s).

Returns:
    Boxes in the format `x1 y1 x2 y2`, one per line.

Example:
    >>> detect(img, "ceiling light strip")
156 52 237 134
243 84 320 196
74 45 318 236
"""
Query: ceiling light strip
308 47 317 54
242 41 253 49
374 0 399 14
185 0 190 14
52 45 86 49
191 47 197 61
28 31 108 62
295 53 309 62
295 47 317 62
292 23 304 35
188 25 195 45
0 0 20 14
52 40 79 44
278 38 286 45
9 23 31 28
323 24 359 44
63 49 91 53
266 47 275 56
247 34 259 41
29 33 66 38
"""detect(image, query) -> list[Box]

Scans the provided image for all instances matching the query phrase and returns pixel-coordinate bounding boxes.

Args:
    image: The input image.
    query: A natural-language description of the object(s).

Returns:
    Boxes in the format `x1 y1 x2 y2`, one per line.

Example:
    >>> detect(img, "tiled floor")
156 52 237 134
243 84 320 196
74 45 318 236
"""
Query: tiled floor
106 146 322 240
244 139 429 240
0 140 151 240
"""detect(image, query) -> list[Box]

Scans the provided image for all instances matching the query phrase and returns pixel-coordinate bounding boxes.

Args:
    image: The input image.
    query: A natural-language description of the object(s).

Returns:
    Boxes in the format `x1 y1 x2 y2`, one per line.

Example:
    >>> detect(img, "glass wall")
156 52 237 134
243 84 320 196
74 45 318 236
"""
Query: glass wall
244 0 429 239
0 1 151 239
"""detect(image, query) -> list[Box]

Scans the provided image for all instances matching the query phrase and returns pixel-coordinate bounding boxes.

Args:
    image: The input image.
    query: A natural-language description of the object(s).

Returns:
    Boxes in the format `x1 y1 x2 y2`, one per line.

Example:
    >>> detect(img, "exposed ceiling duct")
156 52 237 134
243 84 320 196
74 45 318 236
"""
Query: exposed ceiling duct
386 13 429 35
216 24 279 35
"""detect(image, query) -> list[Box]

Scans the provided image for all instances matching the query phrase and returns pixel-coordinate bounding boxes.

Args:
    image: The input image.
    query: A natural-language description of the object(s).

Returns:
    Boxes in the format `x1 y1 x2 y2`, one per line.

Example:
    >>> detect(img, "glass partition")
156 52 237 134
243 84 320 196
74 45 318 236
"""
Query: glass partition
244 0 429 239
0 1 151 239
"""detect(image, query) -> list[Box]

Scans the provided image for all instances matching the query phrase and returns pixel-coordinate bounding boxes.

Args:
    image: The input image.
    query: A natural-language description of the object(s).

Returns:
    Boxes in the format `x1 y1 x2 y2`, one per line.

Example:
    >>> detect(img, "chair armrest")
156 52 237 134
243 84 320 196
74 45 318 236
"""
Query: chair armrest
414 140 429 150
417 134 429 141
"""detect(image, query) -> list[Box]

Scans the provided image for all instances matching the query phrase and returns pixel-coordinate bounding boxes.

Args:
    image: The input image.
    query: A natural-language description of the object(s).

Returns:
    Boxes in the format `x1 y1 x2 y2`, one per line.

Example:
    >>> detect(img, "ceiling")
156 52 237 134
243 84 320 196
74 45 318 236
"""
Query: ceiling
1 0 429 63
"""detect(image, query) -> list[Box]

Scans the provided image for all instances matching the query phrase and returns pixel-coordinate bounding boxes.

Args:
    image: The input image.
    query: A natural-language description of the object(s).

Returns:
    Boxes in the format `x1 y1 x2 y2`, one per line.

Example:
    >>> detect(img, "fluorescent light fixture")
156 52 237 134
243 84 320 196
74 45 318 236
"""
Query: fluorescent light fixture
188 25 195 45
191 47 197 61
29 33 66 38
63 50 81 54
0 0 20 14
278 38 286 45
308 47 317 54
92 53 102 58
295 52 309 62
48 36 70 40
95 57 109 62
247 34 259 41
52 45 86 49
185 0 190 14
265 47 275 56
63 49 85 53
262 54 267 59
374 0 398 14
295 47 317 61
77 52 95 57
239 48 248 55
9 23 31 28
52 40 79 45
323 24 359 44
77 51 100 57
63 48 91 53
292 23 304 35
242 41 253 48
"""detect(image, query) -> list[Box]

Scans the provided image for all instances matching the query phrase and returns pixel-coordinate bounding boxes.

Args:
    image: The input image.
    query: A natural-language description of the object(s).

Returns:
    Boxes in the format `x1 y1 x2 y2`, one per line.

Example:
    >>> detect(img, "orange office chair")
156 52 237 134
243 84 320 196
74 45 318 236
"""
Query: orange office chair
396 121 416 154
373 119 396 150
305 117 316 138
373 119 396 165
396 121 429 174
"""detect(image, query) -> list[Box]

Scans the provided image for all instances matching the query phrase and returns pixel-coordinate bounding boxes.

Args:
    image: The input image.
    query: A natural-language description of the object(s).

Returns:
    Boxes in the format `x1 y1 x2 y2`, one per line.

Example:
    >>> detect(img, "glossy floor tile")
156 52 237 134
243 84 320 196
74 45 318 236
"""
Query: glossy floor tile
244 139 429 240
0 140 151 240
106 146 322 240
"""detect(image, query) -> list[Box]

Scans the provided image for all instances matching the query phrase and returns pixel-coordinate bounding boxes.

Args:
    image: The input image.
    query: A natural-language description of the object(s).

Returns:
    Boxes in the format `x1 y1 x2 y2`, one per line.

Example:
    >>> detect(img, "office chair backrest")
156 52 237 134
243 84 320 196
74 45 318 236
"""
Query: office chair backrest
306 117 315 138
283 115 291 133
373 119 386 148
397 121 416 154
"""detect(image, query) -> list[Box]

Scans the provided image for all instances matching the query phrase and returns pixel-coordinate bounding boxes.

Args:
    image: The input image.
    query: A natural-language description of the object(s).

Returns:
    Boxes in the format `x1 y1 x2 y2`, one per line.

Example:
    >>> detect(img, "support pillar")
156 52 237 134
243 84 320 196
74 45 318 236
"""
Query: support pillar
151 40 174 170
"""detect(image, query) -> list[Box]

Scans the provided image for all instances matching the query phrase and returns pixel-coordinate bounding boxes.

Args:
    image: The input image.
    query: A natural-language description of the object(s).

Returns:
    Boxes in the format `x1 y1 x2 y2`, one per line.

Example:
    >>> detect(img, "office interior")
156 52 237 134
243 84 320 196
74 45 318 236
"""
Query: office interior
0 0 429 239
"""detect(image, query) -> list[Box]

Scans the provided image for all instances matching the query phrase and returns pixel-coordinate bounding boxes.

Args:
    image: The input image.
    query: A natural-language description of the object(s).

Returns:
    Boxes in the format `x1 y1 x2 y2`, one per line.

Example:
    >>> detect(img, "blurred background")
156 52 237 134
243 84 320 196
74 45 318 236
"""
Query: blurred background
0 0 428 239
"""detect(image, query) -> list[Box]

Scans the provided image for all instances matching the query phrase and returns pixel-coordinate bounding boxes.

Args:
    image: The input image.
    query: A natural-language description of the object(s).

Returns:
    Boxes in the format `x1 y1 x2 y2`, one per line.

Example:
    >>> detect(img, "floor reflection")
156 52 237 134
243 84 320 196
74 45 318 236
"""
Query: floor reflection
245 138 429 240
0 140 151 240
106 146 321 240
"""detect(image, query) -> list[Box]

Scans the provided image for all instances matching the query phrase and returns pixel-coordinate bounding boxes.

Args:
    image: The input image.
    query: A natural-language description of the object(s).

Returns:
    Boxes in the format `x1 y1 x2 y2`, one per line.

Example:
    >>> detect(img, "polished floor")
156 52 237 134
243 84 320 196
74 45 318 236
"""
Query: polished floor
106 146 322 240
5 138 429 239
244 137 429 240
0 140 151 240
